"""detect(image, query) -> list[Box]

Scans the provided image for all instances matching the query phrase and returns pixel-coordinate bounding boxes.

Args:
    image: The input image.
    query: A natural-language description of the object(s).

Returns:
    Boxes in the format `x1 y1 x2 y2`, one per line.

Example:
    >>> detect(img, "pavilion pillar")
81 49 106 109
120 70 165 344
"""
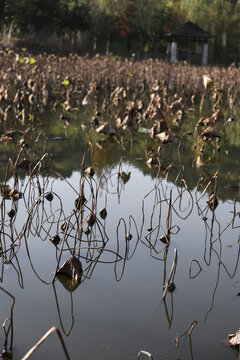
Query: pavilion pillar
170 41 177 64
202 42 208 66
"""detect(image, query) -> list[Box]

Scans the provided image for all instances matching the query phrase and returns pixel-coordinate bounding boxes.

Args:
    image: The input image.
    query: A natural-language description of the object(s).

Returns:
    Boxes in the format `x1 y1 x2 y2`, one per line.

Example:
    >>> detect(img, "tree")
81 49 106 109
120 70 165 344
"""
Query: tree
58 0 90 32
5 0 61 33
181 0 240 63
0 0 6 25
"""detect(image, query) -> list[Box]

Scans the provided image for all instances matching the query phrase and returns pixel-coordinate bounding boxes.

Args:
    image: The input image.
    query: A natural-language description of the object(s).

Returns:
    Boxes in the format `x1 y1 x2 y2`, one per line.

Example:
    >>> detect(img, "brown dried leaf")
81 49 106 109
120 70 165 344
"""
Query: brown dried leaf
96 122 116 136
201 126 221 141
56 255 82 282
229 328 240 346
0 134 12 142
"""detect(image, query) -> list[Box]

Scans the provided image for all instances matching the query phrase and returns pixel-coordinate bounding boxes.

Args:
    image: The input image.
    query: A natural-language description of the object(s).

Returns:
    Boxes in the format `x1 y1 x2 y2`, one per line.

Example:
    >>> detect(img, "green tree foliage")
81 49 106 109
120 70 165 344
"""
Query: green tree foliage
1 0 240 63
5 0 61 32
129 0 173 50
4 0 90 33
59 0 90 31
181 0 240 63
0 0 5 24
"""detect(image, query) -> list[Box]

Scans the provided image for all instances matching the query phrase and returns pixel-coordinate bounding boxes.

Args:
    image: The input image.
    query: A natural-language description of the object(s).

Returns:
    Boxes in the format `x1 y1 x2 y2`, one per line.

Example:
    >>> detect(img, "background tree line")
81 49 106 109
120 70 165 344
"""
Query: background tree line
0 0 240 64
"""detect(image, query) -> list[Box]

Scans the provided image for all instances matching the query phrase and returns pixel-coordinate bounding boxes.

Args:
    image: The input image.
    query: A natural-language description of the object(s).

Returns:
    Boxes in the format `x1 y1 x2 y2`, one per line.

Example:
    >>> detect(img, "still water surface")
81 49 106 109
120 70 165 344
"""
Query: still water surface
1 111 240 359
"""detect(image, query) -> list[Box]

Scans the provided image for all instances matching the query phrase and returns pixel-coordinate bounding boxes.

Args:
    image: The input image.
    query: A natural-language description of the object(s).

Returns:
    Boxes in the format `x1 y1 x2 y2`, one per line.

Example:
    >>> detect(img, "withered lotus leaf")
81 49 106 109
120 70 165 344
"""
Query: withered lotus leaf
229 328 240 346
56 255 82 282
96 122 116 136
207 192 218 211
84 166 95 177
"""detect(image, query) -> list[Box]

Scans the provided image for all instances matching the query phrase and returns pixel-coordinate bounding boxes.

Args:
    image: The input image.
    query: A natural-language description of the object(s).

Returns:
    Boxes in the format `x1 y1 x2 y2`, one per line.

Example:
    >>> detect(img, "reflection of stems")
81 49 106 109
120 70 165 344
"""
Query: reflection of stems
166 190 172 235
189 260 203 279
163 248 178 300
52 282 74 337
163 294 174 330
189 335 194 360
172 179 194 220
24 234 51 285
0 286 15 352
114 218 128 281
204 212 215 266
204 261 221 322
163 247 169 285
11 255 24 288
212 245 240 279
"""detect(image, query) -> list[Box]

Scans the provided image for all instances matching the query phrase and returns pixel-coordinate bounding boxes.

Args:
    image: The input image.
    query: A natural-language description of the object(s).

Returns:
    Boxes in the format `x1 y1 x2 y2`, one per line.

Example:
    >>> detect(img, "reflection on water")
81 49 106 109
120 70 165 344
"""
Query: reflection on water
1 111 240 359
0 161 240 359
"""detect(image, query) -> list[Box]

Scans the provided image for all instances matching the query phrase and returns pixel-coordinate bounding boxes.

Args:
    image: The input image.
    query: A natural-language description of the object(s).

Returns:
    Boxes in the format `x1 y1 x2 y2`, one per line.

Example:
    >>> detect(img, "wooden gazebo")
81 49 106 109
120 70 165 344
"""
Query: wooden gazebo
165 21 212 66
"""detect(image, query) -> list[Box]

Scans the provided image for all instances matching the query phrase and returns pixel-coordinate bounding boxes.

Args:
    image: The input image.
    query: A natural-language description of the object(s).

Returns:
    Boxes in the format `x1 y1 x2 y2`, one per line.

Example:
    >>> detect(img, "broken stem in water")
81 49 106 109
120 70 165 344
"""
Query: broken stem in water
21 326 70 360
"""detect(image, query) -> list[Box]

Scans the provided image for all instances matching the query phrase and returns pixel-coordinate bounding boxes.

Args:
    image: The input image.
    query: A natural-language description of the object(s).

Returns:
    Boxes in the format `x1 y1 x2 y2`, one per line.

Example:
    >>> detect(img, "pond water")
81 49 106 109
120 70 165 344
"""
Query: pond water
1 108 240 360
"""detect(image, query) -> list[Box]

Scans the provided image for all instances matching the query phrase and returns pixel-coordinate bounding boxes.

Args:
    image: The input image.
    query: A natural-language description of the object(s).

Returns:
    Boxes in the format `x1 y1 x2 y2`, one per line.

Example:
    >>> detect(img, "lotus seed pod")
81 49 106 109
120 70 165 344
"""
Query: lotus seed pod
99 208 107 219
75 194 86 210
85 166 95 177
50 234 60 245
84 228 91 235
45 192 54 201
125 233 132 241
61 221 67 232
8 209 15 219
86 213 96 227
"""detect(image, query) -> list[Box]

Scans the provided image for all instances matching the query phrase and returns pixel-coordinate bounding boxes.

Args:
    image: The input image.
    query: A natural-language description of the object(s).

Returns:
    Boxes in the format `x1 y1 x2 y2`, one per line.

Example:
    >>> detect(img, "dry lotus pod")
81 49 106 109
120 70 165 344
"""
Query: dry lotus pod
99 208 107 219
163 281 176 293
84 228 91 235
146 156 159 167
7 209 15 219
75 194 86 210
160 234 170 244
45 192 54 201
86 213 96 227
125 233 132 240
1 349 12 360
50 234 60 245
85 166 95 177
9 189 22 201
96 122 116 136
61 221 67 232
207 192 218 211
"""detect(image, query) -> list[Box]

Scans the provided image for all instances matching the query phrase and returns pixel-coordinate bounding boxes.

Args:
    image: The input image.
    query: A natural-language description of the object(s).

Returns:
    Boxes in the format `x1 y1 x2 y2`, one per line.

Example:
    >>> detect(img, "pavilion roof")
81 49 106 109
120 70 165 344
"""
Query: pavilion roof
165 21 212 41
